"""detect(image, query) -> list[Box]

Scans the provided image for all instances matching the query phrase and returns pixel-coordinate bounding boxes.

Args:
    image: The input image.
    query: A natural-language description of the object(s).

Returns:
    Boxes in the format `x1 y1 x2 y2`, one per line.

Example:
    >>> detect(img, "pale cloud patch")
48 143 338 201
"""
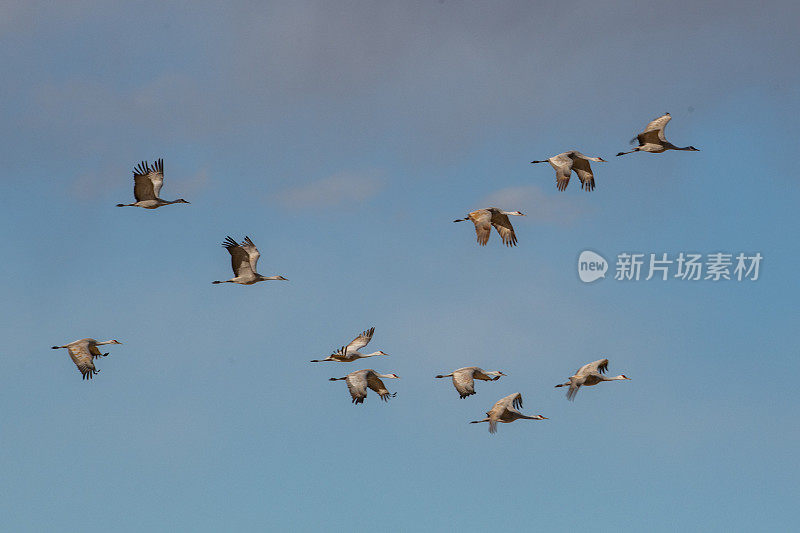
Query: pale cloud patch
69 166 120 201
480 185 594 226
274 170 385 209
179 168 211 197
31 73 217 150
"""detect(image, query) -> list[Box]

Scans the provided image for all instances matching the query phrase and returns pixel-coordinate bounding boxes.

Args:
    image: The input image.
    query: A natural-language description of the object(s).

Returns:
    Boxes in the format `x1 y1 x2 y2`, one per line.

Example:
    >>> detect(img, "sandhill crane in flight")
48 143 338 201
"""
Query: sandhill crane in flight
555 358 630 400
212 236 288 285
435 367 506 399
116 159 190 209
616 113 699 156
311 327 388 362
51 338 122 380
453 207 525 247
329 369 399 404
531 151 606 192
470 393 547 434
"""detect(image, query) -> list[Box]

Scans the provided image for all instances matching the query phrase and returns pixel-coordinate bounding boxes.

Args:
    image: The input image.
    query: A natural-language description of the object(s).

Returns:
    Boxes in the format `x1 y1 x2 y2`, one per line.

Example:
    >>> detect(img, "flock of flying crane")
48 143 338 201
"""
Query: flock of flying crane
51 112 697 433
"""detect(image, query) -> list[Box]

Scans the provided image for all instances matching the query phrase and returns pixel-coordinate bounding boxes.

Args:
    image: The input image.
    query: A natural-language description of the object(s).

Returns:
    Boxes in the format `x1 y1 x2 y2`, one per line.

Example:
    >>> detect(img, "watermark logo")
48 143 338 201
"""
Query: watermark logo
578 251 762 282
578 250 608 283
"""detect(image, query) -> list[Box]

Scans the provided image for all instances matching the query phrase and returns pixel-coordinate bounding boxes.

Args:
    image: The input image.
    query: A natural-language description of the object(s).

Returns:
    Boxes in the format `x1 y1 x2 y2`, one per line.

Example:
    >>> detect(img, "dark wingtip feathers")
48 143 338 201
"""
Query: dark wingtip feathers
133 158 163 176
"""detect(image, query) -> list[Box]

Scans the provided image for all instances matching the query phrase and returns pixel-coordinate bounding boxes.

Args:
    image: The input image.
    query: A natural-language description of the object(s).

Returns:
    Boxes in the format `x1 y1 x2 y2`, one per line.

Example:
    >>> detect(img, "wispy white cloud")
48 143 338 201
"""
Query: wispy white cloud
480 185 594 226
274 170 385 209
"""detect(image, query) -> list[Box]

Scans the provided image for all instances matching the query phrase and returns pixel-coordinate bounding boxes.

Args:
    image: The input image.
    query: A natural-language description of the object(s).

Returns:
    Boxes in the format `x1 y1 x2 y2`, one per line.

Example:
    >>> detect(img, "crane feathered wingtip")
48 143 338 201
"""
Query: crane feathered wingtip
566 389 578 401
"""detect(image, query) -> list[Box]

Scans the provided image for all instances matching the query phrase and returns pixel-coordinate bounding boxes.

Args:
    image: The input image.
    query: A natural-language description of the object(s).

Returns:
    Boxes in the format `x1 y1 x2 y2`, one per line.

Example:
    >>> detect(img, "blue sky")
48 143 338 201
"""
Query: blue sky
1 1 798 531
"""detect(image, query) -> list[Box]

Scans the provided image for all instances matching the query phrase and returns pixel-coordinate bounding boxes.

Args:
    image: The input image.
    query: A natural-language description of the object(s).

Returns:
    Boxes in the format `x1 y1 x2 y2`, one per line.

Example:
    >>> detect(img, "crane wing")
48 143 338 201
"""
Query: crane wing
468 210 492 246
485 395 521 433
486 392 524 426
366 373 393 401
67 343 97 379
331 345 349 357
576 358 609 375
132 159 163 201
345 370 369 404
150 158 164 198
490 212 518 247
502 392 523 410
570 156 595 192
643 113 671 133
240 236 261 273
639 113 671 143
549 153 573 191
222 236 254 278
452 368 477 398
345 327 374 354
